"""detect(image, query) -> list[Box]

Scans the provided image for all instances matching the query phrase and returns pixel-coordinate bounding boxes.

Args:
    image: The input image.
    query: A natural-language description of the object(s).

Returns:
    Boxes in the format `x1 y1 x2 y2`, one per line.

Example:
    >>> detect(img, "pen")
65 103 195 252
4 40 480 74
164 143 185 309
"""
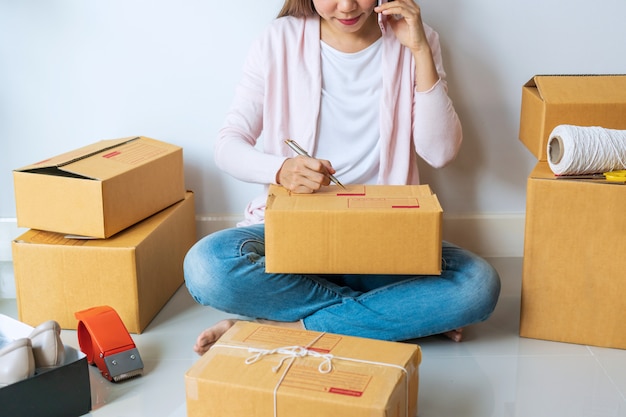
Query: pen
284 139 346 189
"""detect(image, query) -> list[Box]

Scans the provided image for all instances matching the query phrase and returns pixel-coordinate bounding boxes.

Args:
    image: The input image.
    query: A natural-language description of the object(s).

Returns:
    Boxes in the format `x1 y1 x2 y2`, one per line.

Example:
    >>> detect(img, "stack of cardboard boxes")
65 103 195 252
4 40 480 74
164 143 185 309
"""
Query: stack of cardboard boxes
518 75 626 349
11 136 196 334
4 135 197 416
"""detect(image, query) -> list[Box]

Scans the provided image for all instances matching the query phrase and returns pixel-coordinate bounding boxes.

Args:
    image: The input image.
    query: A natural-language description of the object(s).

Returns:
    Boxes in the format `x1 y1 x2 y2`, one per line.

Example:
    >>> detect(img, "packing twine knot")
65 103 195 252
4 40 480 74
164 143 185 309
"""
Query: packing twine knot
246 345 334 374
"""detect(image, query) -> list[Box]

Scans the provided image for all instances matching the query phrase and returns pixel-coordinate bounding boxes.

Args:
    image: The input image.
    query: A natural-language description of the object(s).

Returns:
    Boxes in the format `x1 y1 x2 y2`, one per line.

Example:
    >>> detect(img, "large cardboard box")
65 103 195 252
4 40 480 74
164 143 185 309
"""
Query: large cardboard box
519 74 626 160
11 192 196 334
13 136 186 238
265 184 442 275
185 321 421 417
520 162 626 349
0 314 91 417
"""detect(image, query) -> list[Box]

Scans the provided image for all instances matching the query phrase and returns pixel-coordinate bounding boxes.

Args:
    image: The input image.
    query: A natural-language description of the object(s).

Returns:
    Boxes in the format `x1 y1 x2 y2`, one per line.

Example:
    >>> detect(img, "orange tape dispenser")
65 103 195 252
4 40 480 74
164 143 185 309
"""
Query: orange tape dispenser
75 305 143 382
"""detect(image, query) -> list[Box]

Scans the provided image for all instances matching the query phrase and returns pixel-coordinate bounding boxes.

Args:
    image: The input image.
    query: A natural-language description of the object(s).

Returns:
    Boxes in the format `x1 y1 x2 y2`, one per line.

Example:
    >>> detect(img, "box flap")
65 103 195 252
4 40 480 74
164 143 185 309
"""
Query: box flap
533 74 626 104
267 184 441 212
14 136 182 181
529 161 557 180
15 137 139 178
221 321 421 365
65 136 182 181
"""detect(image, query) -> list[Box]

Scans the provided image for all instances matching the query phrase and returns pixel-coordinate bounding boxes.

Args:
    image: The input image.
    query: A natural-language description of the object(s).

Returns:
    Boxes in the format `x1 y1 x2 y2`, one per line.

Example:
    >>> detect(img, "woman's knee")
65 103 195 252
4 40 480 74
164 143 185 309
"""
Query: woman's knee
183 226 266 308
444 245 501 323
183 234 226 306
468 256 501 321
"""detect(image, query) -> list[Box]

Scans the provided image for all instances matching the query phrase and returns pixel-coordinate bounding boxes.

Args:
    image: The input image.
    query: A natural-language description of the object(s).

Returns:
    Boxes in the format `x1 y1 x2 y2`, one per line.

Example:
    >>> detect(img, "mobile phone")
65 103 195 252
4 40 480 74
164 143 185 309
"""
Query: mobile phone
377 0 392 33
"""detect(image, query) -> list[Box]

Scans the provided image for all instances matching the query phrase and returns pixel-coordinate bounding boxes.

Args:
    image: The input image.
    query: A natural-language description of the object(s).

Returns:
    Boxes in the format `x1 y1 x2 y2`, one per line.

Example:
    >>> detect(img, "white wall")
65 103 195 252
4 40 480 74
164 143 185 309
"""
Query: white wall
2 0 626 263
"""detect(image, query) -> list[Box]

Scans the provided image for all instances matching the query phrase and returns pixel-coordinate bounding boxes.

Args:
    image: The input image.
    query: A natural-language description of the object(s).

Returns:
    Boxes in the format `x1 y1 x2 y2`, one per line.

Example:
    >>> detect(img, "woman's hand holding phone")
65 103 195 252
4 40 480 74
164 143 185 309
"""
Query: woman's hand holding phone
375 0 428 54
375 0 438 91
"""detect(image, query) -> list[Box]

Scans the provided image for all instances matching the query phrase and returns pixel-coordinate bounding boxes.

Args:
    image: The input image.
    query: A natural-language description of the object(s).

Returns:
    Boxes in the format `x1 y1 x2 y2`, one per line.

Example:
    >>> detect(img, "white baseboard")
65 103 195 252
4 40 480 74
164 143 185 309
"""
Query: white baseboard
1 213 526 260
0 219 27 262
441 213 525 258
0 219 26 298
0 213 525 298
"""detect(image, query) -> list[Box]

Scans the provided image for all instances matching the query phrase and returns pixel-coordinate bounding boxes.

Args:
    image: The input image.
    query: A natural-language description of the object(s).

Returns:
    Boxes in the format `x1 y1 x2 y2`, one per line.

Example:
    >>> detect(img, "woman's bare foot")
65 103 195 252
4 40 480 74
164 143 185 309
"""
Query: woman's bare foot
193 319 240 355
193 319 305 356
443 328 464 342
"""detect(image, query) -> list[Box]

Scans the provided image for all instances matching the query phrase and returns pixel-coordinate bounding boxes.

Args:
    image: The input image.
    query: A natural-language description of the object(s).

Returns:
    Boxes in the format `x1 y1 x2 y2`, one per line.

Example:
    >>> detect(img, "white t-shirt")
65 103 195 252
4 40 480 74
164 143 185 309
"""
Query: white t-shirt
315 38 383 185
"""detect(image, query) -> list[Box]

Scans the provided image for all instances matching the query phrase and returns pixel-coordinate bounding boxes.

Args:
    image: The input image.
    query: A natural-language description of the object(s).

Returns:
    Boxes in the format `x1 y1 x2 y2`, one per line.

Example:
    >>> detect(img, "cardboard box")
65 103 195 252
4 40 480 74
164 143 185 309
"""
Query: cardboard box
13 136 186 238
185 321 421 417
520 162 626 349
519 74 626 160
265 184 442 275
11 191 196 334
0 314 91 417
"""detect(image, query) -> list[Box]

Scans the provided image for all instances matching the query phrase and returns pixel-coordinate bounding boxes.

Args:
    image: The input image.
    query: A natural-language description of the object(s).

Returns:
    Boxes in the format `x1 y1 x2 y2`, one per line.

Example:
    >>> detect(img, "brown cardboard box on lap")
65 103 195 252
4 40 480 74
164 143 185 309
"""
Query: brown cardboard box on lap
519 74 626 160
265 184 443 275
13 136 185 238
185 321 421 417
11 192 196 334
520 162 626 349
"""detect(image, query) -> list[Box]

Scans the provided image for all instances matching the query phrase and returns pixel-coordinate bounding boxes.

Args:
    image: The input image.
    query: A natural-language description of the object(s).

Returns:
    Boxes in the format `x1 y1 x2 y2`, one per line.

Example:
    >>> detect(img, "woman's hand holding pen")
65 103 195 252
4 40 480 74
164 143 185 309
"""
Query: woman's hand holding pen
276 156 336 194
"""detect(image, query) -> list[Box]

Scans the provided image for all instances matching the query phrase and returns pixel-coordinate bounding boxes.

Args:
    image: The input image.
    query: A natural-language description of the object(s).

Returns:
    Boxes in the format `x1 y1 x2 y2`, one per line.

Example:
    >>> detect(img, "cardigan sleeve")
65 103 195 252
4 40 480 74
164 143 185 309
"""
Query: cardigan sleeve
411 27 463 169
213 29 287 185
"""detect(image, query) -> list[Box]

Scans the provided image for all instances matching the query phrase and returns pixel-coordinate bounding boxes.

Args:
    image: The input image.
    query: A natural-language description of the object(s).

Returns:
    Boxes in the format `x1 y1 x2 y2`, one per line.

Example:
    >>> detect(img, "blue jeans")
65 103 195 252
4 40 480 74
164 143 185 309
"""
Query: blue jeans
184 224 501 341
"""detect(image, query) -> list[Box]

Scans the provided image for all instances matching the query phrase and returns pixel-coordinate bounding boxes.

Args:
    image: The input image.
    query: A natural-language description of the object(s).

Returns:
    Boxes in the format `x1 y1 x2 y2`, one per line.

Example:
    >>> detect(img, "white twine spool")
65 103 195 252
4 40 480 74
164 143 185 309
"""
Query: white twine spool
547 125 626 175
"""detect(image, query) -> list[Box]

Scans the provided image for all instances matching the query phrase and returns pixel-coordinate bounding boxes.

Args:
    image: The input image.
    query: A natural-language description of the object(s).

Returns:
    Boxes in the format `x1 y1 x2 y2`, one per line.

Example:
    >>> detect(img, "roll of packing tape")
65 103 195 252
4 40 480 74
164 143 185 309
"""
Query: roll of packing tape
75 306 143 382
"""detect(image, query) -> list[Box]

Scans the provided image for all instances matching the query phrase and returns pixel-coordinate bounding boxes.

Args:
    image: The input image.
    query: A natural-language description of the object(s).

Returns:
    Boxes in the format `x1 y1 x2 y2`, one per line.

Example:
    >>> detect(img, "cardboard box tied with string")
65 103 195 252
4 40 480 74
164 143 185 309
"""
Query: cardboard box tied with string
185 321 422 417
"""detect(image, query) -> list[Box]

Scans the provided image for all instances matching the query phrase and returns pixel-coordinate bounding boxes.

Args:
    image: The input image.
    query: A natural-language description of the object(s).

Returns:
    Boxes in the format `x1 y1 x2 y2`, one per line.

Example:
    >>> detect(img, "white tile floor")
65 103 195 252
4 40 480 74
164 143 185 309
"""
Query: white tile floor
1 257 625 416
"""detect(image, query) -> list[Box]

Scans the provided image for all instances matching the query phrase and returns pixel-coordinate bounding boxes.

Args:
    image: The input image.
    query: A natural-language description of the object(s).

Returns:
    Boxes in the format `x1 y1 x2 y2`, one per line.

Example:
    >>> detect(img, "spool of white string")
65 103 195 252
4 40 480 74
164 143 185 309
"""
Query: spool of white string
547 125 626 175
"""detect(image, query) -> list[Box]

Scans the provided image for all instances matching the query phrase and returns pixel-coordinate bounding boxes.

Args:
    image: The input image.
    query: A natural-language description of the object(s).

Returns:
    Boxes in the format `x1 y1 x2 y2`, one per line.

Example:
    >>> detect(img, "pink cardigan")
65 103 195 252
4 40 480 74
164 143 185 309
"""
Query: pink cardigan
215 16 462 225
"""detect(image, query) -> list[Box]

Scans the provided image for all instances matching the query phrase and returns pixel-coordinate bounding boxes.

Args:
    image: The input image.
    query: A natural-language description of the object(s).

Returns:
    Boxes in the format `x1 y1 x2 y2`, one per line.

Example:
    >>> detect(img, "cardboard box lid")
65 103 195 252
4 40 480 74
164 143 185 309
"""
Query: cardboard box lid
527 74 626 104
267 184 442 212
14 136 181 180
528 160 557 180
192 321 422 369
530 160 626 185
